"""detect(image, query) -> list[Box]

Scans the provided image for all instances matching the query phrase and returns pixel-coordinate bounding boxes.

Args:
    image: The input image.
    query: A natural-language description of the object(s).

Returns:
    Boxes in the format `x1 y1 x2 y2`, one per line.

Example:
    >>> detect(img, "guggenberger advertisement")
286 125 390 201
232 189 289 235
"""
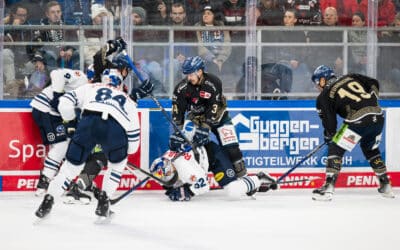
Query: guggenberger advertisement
1 100 399 192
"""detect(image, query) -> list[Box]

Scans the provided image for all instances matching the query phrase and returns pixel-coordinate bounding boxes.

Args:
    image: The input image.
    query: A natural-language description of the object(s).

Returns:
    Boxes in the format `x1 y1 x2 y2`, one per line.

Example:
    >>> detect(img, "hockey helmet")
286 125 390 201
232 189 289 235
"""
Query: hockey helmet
182 56 205 74
311 65 335 87
102 68 123 87
149 157 178 185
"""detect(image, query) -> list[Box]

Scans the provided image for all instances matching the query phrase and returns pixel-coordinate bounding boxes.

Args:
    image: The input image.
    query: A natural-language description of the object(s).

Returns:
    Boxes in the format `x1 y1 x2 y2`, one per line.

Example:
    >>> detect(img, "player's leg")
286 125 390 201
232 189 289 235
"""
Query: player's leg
312 144 345 201
35 116 95 218
213 117 247 177
358 123 394 198
32 109 69 195
64 151 106 204
208 142 276 199
95 119 128 217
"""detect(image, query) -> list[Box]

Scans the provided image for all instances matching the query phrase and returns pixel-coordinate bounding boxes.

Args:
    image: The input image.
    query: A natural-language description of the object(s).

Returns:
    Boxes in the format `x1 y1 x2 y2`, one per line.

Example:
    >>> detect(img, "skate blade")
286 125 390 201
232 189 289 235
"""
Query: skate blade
380 191 395 199
33 212 51 225
94 211 115 225
312 193 333 201
63 196 91 205
35 189 47 197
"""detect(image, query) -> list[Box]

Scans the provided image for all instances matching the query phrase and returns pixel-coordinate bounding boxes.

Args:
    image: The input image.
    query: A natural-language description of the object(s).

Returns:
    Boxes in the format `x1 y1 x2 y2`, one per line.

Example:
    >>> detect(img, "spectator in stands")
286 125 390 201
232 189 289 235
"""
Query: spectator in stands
58 0 91 25
307 6 343 74
341 0 396 26
140 0 170 25
221 0 246 27
263 9 311 93
236 56 293 100
25 50 50 95
10 0 50 25
32 1 79 71
3 3 33 86
104 0 121 24
164 2 197 82
378 12 400 92
283 0 322 25
83 4 112 67
257 0 284 25
186 0 224 25
130 6 168 95
195 5 232 76
348 11 368 74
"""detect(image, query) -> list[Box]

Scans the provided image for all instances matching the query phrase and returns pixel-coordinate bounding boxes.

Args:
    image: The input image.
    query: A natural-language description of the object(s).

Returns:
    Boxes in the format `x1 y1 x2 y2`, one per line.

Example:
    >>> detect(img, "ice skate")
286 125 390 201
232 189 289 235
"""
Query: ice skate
35 174 50 196
63 182 92 205
246 172 277 196
95 191 114 224
35 194 54 219
377 174 395 198
312 174 337 201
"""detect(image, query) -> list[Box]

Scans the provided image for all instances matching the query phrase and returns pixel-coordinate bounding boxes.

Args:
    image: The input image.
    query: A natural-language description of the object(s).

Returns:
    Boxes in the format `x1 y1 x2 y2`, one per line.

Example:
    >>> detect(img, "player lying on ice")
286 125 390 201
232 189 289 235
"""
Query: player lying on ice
149 120 278 201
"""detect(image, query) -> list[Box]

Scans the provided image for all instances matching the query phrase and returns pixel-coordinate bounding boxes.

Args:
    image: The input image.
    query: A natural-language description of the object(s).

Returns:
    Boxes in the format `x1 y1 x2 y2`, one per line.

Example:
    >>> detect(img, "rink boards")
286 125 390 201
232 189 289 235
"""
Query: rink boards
0 100 399 192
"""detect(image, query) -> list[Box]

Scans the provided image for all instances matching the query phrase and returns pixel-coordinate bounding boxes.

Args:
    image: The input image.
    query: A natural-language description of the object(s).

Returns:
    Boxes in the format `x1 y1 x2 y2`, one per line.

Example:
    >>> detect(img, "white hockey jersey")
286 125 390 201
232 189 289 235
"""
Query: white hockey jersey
161 147 210 196
30 69 88 115
58 83 140 154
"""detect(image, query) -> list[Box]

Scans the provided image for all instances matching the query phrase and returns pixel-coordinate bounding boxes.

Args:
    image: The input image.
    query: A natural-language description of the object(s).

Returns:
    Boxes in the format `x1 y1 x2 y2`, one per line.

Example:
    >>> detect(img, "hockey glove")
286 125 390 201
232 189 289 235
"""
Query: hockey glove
169 132 190 152
114 37 127 53
164 184 193 201
106 39 119 55
193 126 210 146
49 92 64 113
130 79 154 101
106 37 126 56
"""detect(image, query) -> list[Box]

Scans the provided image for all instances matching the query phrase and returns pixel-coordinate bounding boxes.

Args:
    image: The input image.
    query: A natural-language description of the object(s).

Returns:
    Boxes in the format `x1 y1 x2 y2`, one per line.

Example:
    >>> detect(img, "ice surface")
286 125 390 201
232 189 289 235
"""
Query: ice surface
1 188 399 250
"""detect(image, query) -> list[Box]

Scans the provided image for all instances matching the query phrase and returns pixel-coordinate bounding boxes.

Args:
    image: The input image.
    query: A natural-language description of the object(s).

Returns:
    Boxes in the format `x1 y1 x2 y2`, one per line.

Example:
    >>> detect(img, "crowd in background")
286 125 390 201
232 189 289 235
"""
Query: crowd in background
3 0 400 99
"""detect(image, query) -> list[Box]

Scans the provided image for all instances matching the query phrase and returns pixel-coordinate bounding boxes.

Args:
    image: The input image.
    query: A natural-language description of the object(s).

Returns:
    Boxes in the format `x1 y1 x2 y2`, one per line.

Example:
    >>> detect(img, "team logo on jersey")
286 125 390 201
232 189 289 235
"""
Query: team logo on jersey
226 169 235 178
47 132 56 142
199 91 211 99
191 97 198 104
74 71 81 77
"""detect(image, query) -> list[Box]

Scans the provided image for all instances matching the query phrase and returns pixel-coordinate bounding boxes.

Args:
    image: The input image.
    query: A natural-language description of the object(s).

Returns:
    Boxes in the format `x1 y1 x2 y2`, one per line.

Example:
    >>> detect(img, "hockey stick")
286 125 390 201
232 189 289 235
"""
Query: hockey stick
276 141 328 183
109 177 150 205
126 162 174 187
120 50 199 156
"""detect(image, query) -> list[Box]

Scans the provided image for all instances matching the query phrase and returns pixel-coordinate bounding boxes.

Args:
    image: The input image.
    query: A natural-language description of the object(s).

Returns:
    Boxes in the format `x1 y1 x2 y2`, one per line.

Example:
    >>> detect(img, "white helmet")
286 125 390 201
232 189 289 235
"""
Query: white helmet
101 68 123 87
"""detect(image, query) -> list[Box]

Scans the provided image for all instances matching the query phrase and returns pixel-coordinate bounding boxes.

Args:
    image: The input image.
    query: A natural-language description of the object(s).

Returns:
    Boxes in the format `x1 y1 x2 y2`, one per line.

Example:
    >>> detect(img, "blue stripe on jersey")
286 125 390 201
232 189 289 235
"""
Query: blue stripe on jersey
127 129 140 142
63 92 77 105
34 94 51 107
242 176 255 193
44 157 61 171
110 171 122 183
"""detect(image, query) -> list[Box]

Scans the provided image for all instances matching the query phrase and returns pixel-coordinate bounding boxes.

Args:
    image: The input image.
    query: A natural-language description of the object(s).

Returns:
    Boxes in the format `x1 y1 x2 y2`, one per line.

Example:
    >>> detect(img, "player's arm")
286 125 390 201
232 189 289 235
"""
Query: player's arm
171 82 187 127
204 85 224 128
126 105 141 155
317 95 337 141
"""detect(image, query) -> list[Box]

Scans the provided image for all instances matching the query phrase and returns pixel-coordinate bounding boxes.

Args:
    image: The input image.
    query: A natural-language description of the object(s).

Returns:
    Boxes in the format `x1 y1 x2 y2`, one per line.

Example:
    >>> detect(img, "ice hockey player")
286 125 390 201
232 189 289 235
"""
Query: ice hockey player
171 56 248 178
150 120 278 201
311 65 395 201
35 63 140 220
30 68 89 196
63 39 154 205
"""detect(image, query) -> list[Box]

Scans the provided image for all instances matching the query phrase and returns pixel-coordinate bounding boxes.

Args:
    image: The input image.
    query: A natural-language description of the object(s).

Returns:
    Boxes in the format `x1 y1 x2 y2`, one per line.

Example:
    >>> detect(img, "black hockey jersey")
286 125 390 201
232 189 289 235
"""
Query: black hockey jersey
172 72 227 128
316 73 383 136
